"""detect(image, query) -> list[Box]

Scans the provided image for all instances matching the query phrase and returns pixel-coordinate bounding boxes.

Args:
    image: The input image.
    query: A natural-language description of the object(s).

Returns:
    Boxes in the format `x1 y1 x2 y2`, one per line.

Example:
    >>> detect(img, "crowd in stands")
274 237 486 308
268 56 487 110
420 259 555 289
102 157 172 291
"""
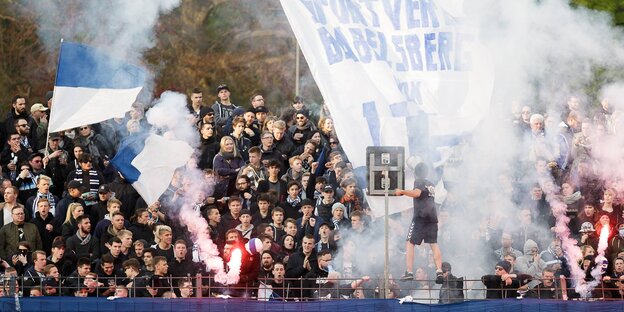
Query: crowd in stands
475 97 624 300
0 86 623 302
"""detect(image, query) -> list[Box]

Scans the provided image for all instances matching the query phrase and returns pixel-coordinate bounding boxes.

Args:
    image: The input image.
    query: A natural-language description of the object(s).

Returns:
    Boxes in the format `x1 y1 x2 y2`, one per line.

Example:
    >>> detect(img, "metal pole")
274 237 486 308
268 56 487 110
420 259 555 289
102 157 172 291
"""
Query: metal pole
383 165 389 299
295 40 300 96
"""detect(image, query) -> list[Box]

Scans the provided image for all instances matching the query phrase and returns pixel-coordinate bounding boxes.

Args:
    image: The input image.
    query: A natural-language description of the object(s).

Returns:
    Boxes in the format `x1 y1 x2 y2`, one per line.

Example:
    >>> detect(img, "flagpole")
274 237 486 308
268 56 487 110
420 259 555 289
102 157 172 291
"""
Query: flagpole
44 38 64 167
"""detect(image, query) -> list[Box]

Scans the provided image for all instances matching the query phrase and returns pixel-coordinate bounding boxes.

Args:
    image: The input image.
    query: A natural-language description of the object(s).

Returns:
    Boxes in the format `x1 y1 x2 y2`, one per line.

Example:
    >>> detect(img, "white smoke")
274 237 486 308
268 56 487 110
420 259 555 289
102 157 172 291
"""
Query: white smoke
434 0 624 292
146 90 244 284
24 0 180 62
340 0 624 296
147 91 198 143
24 0 242 283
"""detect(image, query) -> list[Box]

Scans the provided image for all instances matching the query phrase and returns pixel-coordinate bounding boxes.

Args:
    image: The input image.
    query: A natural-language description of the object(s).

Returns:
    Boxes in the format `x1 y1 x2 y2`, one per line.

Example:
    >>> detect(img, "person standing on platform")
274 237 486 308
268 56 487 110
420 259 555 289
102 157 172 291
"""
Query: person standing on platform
395 163 443 281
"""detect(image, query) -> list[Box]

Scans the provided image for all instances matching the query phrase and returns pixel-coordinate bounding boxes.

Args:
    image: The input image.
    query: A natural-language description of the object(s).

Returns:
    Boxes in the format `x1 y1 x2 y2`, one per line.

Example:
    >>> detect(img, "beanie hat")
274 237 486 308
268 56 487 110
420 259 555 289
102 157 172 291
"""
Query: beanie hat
332 202 346 214
496 260 511 273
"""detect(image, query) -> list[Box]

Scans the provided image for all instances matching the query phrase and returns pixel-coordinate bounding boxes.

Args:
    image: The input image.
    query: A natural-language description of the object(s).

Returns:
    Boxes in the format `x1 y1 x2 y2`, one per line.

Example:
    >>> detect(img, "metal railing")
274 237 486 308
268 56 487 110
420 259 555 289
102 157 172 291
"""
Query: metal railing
2 274 624 301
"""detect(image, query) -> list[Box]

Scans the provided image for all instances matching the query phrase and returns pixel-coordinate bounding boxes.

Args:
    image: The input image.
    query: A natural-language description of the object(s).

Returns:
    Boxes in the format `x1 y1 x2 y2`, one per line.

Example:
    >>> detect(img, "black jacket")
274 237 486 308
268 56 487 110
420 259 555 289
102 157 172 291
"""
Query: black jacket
168 257 197 278
285 249 317 279
481 274 531 299
128 222 155 245
29 212 58 254
54 195 86 230
526 282 563 299
66 232 100 263
436 274 464 303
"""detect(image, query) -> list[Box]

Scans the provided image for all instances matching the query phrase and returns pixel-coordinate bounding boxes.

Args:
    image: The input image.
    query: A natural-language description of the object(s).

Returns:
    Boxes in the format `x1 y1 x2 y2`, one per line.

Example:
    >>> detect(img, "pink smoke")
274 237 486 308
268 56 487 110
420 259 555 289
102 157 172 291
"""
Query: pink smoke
178 200 244 285
178 203 224 271
145 90 242 285
541 182 586 296
216 248 242 285
597 224 610 255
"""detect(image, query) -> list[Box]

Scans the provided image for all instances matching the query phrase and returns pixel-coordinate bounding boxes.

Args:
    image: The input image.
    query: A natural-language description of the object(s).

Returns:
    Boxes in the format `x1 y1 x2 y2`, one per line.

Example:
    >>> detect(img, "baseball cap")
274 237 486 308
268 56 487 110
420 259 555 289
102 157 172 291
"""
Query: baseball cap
49 132 61 139
67 180 82 189
319 221 334 230
98 185 111 194
301 198 315 207
217 84 230 93
254 106 268 114
28 152 45 161
30 103 48 113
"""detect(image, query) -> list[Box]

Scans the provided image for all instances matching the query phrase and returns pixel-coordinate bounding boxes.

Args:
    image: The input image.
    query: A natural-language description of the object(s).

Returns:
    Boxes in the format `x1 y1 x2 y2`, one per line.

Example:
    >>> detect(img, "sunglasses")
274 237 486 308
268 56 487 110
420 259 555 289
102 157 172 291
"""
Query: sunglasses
79 127 89 130
495 267 505 271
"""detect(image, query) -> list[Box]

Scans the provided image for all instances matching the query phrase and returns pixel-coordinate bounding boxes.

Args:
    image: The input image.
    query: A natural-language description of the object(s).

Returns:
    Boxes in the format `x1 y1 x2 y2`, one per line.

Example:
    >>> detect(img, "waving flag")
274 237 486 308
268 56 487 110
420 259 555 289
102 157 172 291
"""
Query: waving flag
280 0 494 216
111 133 193 205
49 41 146 132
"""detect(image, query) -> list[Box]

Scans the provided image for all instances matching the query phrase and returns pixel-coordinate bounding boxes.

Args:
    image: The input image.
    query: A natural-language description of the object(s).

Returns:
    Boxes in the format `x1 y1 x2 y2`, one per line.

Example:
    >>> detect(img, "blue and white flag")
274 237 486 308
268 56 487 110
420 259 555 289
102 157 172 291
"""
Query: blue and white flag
281 0 494 216
49 41 146 132
111 133 193 205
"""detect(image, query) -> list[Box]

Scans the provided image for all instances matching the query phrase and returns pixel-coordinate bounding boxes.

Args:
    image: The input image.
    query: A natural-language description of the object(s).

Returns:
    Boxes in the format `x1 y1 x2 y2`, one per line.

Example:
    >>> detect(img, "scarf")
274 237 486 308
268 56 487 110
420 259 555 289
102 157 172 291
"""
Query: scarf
235 224 254 239
107 224 121 237
341 194 362 215
287 196 301 207
32 192 56 216
332 218 341 231
201 136 217 145
77 232 92 246
296 121 312 131
563 191 582 205
219 151 236 161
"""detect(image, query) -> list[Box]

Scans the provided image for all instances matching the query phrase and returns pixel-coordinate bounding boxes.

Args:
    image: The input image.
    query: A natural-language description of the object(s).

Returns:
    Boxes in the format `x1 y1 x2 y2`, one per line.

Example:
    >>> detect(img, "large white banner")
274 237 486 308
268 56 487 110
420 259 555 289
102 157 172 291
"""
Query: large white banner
281 0 494 216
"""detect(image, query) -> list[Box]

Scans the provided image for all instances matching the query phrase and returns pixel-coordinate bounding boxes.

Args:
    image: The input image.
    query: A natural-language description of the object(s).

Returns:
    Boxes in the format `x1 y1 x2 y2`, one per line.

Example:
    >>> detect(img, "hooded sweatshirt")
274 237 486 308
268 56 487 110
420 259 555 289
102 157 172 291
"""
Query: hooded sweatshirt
514 239 547 277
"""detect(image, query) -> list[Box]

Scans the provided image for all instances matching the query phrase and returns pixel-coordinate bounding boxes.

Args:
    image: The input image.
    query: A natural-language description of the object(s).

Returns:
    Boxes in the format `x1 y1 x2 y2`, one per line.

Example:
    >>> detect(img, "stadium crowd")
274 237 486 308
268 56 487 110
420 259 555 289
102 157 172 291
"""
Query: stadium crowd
0 86 622 302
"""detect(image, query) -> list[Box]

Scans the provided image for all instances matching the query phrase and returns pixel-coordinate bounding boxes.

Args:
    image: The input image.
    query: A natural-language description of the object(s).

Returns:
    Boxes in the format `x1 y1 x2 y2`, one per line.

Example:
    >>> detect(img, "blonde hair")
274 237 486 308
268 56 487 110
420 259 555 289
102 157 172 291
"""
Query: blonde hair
64 203 84 224
37 175 51 185
318 116 333 134
288 155 303 167
219 136 240 158
117 229 133 239
273 120 286 131
262 116 278 133
232 116 245 128
154 225 172 244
